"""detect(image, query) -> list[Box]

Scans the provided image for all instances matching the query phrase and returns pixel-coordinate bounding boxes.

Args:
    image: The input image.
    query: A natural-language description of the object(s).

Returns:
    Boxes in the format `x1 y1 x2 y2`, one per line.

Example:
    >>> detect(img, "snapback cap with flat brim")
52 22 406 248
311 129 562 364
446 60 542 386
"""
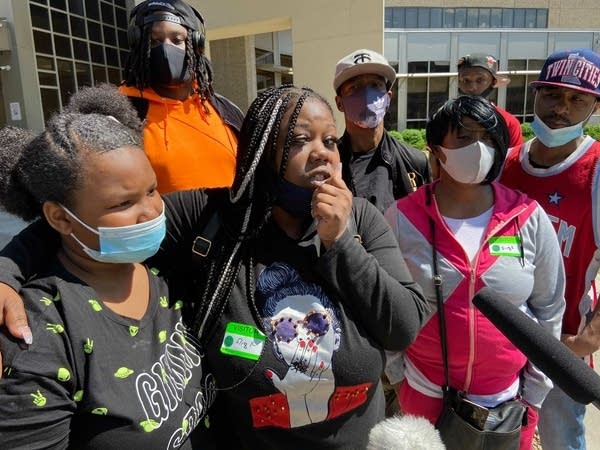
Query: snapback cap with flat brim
530 48 600 97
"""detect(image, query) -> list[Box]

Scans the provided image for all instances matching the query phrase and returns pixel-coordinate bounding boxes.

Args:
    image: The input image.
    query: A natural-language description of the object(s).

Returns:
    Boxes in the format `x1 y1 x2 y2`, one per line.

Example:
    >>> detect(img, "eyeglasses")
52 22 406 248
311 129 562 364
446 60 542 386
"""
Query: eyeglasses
271 310 331 343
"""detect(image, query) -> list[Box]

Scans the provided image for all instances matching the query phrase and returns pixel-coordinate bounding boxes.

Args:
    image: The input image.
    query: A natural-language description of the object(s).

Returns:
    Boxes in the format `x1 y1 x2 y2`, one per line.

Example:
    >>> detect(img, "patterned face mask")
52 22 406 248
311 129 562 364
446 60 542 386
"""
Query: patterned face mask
341 86 390 129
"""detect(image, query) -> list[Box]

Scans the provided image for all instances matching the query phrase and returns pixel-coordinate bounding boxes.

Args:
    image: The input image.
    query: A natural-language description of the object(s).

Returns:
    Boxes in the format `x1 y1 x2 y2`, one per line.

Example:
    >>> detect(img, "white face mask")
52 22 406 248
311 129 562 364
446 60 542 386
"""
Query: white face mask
439 141 496 184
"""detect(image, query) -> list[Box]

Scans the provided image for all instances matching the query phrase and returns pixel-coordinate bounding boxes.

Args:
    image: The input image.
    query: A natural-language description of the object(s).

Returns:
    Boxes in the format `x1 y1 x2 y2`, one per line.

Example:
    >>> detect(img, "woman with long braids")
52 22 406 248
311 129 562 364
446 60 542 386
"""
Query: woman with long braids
119 0 244 193
0 85 428 448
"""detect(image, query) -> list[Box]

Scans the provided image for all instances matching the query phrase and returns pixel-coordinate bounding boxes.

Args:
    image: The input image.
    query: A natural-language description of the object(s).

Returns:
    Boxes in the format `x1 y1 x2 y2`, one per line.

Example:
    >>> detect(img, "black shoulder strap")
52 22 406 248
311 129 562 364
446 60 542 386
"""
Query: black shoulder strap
127 96 150 122
190 194 221 266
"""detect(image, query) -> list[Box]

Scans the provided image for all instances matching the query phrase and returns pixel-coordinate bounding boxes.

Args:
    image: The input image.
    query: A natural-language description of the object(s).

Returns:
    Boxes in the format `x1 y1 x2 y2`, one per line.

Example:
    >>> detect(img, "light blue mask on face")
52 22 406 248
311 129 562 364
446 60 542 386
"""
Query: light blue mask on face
62 202 166 263
531 114 586 148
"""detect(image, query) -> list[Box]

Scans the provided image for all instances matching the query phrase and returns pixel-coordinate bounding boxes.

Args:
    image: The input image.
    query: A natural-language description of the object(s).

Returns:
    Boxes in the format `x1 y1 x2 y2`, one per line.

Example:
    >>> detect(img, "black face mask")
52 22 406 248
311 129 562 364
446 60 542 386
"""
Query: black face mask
149 43 192 87
275 178 314 219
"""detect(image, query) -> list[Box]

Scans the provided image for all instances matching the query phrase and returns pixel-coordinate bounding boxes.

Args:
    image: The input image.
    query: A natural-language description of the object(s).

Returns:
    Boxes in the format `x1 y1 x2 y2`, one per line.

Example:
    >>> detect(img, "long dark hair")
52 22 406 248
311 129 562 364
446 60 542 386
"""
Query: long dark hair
191 85 334 340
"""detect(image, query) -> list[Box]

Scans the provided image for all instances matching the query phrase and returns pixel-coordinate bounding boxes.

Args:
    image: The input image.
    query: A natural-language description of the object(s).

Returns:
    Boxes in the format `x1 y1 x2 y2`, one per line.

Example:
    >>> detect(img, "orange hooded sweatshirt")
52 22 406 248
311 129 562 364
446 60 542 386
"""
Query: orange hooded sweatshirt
119 85 239 193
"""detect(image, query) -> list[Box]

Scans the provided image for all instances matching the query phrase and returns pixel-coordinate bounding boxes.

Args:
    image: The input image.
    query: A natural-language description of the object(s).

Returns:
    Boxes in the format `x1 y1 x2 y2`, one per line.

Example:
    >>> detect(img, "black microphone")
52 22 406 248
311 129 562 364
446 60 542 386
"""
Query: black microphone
473 287 600 409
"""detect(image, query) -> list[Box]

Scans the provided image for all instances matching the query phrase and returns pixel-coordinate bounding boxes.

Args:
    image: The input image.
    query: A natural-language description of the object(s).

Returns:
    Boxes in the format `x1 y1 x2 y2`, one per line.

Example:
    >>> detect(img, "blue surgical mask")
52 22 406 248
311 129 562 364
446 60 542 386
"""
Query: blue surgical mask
341 86 390 129
275 178 314 218
62 202 166 263
531 114 586 148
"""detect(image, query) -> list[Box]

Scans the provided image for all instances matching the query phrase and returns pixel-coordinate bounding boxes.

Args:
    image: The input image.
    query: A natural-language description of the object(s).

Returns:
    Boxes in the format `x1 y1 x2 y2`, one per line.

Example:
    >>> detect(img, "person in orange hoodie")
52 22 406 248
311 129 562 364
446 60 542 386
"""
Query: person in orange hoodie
120 0 244 193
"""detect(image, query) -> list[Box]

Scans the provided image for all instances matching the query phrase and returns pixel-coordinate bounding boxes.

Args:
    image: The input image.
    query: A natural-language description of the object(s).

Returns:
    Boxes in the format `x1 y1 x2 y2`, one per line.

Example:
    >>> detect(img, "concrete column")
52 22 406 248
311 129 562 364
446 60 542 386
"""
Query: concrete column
209 35 256 113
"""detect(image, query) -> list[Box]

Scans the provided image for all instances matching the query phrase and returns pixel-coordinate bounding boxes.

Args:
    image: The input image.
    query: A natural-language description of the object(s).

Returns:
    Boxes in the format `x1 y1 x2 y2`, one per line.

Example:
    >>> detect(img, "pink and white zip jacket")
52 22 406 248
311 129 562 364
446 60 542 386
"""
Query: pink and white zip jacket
385 181 566 408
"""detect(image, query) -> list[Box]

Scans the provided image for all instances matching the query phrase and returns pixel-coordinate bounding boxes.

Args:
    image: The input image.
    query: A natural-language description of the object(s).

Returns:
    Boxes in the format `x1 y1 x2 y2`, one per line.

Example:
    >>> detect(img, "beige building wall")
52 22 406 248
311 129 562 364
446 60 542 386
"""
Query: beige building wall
190 0 385 127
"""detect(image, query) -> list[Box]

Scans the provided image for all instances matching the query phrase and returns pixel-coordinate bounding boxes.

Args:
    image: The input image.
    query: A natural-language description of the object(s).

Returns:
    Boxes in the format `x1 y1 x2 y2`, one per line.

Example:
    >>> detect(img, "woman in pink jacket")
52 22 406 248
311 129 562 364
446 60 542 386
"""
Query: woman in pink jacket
384 95 565 449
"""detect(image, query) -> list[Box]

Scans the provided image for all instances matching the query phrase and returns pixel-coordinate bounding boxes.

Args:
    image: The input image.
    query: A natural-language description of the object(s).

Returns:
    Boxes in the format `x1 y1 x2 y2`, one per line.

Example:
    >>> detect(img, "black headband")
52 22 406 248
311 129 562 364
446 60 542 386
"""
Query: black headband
142 12 183 27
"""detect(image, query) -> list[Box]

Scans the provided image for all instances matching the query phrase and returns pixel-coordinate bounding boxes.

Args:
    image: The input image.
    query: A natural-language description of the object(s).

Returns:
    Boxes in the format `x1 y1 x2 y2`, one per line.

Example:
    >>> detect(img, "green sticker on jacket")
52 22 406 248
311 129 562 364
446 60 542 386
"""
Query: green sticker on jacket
489 236 521 257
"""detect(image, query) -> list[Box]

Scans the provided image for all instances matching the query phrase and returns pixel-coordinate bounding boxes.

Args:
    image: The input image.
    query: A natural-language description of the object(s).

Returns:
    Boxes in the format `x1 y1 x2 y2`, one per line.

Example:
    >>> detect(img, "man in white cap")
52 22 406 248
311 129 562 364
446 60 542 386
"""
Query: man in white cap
334 49 430 214
501 48 600 450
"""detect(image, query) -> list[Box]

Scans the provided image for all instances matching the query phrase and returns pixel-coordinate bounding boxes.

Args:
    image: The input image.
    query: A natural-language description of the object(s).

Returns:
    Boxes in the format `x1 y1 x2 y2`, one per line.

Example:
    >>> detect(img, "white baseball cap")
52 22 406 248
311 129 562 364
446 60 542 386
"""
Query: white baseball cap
333 49 397 92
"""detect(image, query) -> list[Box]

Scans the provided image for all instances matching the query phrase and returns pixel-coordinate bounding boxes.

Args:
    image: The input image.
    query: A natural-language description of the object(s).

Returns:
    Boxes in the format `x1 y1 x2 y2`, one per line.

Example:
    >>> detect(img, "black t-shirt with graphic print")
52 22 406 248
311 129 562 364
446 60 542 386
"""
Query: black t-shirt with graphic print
0 261 216 450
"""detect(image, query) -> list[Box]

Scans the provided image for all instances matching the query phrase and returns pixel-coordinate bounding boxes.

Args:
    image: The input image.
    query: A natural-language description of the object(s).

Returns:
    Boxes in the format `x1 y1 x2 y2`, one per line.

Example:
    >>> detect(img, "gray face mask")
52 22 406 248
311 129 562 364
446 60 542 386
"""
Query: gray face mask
149 43 192 87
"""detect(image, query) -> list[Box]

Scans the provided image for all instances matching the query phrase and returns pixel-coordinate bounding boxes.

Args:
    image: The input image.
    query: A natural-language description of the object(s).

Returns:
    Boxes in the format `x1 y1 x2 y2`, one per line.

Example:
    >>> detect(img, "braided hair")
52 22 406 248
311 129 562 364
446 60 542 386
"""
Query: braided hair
123 18 214 101
191 85 334 340
0 84 143 221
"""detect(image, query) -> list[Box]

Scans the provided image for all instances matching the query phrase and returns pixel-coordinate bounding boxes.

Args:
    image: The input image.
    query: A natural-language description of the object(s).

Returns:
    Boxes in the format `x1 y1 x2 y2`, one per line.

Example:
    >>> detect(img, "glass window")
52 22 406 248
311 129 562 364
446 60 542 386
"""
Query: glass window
68 0 84 16
88 21 102 42
107 67 121 84
101 2 115 26
491 9 502 28
502 9 514 28
120 50 129 68
385 65 399 131
118 30 128 49
49 0 66 9
417 8 429 28
36 55 55 71
454 8 466 28
54 35 72 58
408 61 428 73
392 8 405 28
114 0 127 7
105 47 119 67
116 7 128 29
75 62 92 88
443 9 455 28
514 9 525 28
31 0 48 5
85 0 100 21
256 69 275 92
385 8 393 28
33 30 53 55
508 59 527 71
73 39 89 61
70 16 86 38
528 59 545 70
90 43 105 64
30 4 50 29
525 9 537 28
51 10 69 35
431 60 450 73
38 71 57 86
407 77 427 120
430 8 443 28
537 9 548 28
467 9 478 28
506 75 526 120
429 77 449 115
405 8 418 27
93 65 107 84
57 58 75 106
103 26 116 46
280 54 293 68
40 88 60 122
479 9 490 28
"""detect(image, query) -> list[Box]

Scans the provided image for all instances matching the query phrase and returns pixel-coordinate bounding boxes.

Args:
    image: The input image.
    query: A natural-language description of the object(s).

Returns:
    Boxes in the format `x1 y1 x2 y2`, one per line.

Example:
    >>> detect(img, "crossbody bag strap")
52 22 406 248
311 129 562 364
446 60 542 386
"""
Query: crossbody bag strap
428 186 450 393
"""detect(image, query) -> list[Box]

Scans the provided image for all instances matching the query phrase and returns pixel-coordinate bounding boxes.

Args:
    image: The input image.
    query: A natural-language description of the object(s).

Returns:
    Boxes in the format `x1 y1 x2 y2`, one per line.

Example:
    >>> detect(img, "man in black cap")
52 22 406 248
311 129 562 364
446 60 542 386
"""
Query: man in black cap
120 0 244 193
458 53 523 149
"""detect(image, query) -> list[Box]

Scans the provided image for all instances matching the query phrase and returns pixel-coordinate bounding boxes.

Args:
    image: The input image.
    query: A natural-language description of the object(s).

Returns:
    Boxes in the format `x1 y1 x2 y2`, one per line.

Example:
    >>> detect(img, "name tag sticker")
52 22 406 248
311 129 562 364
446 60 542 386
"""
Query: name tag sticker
489 236 522 257
220 322 266 361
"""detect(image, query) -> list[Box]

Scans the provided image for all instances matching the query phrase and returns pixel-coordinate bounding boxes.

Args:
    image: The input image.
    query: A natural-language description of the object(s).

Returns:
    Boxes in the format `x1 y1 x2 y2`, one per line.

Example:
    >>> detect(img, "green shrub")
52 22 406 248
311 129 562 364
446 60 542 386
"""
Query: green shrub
389 129 426 150
521 122 534 142
585 124 600 141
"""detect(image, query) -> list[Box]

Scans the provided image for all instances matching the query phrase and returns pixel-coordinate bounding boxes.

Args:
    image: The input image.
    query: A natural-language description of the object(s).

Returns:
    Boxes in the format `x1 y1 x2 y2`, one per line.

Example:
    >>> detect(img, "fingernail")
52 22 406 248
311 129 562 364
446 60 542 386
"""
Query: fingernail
19 326 33 345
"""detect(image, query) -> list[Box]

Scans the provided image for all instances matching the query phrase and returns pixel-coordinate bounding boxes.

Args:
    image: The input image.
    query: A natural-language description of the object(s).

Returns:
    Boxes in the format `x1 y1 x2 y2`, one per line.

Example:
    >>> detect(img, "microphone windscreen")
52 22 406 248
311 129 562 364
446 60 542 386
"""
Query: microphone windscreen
367 415 445 450
473 287 600 405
